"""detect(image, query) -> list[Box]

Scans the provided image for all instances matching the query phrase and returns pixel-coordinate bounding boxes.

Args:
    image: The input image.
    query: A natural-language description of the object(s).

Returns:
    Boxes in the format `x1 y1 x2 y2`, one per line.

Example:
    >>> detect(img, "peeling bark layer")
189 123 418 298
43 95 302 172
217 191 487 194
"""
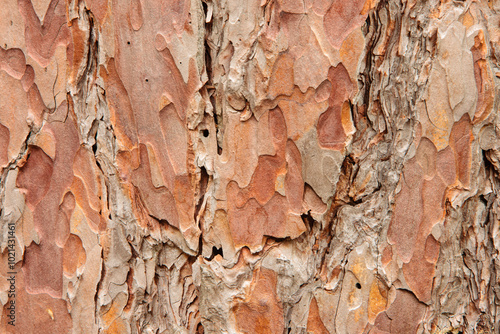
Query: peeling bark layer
1 0 500 333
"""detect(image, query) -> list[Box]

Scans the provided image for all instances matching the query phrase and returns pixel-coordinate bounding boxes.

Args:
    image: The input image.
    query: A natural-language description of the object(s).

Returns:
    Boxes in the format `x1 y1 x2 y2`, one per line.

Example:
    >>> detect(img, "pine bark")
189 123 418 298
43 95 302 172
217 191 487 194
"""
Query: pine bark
1 0 500 333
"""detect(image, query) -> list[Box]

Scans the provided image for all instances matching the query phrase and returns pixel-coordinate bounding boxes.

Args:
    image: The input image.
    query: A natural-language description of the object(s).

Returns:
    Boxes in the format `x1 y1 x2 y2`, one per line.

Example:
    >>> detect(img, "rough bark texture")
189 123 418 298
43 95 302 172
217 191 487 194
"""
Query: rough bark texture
1 0 500 333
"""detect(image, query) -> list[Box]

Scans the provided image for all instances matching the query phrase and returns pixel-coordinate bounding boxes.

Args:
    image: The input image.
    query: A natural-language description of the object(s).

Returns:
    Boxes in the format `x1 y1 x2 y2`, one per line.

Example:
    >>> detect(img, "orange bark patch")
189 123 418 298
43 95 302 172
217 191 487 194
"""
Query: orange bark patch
403 251 436 303
63 234 87 277
368 281 387 323
131 144 180 228
102 292 128 329
471 31 494 123
16 146 54 210
317 105 347 150
381 246 392 266
268 53 295 100
234 268 284 334
226 108 306 249
385 290 425 333
129 0 144 31
0 122 9 167
23 242 63 298
100 59 138 150
2 272 72 334
387 158 423 262
449 114 473 187
339 28 365 83
317 64 353 150
86 0 109 24
18 0 70 67
324 0 367 48
307 297 329 333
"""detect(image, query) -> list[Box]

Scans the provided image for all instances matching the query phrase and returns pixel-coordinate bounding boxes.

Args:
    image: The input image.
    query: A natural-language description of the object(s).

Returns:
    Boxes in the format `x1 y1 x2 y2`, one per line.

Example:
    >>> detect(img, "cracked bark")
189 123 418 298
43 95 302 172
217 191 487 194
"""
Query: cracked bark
1 0 500 333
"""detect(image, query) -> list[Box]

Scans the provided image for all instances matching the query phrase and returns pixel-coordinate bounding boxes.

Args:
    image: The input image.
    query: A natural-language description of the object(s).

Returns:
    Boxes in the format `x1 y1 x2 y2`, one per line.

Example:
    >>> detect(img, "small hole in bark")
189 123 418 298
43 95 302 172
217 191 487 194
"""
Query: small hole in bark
145 79 149 82
127 41 130 45
207 246 223 260
356 283 361 289
202 129 209 137
212 246 223 258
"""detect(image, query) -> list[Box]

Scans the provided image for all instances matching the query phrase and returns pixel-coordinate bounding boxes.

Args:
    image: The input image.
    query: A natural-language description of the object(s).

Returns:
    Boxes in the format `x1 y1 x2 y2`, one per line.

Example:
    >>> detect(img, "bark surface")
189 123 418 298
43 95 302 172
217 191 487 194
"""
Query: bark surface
1 0 500 333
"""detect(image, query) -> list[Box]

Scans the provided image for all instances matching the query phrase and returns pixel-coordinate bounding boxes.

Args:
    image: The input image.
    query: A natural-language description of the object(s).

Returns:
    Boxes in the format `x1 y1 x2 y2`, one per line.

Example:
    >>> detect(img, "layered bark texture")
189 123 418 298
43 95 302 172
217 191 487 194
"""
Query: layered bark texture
1 0 500 333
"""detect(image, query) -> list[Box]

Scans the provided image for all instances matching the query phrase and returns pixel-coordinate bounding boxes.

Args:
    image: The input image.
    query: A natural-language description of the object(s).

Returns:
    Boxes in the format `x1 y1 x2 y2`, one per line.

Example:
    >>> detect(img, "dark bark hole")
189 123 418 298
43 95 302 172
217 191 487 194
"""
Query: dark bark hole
301 210 314 231
201 1 208 15
211 246 223 258
127 41 130 45
202 129 209 137
196 323 204 334
145 79 149 82
198 234 203 256
207 245 223 260
356 283 362 289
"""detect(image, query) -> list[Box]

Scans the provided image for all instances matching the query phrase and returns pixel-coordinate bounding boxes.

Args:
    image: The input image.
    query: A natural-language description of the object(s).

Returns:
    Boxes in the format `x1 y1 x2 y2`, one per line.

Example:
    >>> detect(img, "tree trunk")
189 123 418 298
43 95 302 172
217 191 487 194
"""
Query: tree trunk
1 0 500 333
